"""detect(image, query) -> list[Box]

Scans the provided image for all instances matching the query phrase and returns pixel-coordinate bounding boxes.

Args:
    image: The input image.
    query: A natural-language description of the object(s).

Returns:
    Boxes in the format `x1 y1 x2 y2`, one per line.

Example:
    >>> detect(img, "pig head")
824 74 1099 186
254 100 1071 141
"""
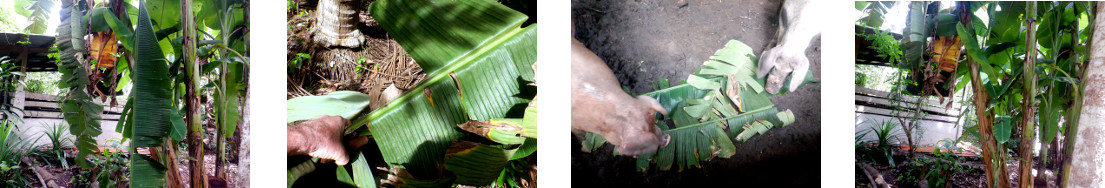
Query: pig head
757 0 822 94
571 38 670 156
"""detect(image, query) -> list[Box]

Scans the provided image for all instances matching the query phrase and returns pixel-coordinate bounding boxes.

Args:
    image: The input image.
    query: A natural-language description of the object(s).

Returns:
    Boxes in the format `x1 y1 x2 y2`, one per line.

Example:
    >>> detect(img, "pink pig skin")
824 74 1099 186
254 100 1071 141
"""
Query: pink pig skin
571 38 670 156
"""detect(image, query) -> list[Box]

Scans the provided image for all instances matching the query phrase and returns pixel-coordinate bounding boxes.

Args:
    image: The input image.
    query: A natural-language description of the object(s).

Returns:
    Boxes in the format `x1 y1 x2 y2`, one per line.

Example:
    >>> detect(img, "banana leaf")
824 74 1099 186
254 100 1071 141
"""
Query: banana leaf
268 0 537 185
443 141 517 186
130 2 173 187
55 0 102 168
581 39 799 172
286 91 372 125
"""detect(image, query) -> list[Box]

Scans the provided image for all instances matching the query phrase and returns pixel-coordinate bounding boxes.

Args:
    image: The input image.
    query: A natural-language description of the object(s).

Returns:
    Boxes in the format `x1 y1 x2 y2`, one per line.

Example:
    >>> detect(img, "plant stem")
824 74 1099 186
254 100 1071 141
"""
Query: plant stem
1019 2 1038 187
180 0 206 187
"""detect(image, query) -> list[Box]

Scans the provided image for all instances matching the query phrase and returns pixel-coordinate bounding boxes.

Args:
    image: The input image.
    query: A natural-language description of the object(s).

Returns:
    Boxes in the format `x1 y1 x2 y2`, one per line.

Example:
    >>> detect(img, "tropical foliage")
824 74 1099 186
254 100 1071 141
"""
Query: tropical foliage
54 0 248 187
855 1 1098 187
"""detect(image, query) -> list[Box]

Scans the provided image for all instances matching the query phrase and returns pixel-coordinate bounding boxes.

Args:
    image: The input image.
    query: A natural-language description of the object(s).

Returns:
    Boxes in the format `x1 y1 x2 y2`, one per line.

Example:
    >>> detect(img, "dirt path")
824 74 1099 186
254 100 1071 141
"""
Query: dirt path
571 0 820 186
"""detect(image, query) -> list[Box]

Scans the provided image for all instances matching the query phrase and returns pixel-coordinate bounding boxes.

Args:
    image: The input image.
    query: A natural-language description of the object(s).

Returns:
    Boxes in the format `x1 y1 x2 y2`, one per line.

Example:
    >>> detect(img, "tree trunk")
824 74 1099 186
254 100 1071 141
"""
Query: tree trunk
1067 3 1105 187
237 88 250 188
1020 2 1039 187
180 0 206 187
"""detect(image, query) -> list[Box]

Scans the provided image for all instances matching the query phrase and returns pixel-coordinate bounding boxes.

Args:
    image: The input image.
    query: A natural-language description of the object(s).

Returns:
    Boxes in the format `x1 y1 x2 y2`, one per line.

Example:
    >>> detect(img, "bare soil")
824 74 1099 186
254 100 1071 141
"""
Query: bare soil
571 0 820 186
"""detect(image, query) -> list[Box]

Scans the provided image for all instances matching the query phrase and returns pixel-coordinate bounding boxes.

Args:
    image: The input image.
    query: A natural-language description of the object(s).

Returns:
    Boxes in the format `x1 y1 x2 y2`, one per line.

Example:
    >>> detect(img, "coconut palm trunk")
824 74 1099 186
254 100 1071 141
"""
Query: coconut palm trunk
1067 2 1105 187
315 0 365 47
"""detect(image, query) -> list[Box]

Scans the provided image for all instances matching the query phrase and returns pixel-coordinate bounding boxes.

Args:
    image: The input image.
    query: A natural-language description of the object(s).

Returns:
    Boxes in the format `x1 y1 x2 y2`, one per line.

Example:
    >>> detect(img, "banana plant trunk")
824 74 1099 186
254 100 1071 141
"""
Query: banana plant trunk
1060 13 1090 186
1019 2 1038 187
959 2 1008 187
180 0 206 187
1068 2 1105 187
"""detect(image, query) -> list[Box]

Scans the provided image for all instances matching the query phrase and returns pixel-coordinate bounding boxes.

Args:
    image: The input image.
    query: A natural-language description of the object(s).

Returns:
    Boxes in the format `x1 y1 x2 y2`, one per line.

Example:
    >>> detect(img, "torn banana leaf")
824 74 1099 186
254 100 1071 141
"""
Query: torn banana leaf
736 120 773 142
582 132 607 152
457 119 527 145
583 39 799 172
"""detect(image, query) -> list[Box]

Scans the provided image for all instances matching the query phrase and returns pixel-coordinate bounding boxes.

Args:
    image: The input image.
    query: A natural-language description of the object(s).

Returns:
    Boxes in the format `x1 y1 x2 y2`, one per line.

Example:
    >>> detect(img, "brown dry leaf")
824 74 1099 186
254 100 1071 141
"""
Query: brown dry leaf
932 36 961 72
90 31 119 68
726 74 743 112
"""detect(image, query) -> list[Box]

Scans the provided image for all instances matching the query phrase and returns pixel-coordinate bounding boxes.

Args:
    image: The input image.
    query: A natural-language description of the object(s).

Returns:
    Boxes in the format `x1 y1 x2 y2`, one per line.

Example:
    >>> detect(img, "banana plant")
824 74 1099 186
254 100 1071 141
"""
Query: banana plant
580 40 805 172
55 0 249 187
13 0 57 34
286 0 537 187
55 0 103 168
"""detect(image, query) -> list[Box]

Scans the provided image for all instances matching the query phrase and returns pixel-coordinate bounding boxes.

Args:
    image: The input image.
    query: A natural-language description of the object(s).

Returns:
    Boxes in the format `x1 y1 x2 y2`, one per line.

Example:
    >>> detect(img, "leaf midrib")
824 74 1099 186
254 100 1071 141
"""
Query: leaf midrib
360 24 531 127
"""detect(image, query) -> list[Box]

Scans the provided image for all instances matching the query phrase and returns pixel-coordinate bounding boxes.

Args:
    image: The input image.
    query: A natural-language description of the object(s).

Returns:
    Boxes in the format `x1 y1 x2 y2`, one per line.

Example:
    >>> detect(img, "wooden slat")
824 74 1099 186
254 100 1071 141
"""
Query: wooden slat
855 94 960 116
23 92 125 112
856 87 959 109
25 101 58 108
24 100 123 113
25 92 59 101
24 111 121 120
855 105 960 123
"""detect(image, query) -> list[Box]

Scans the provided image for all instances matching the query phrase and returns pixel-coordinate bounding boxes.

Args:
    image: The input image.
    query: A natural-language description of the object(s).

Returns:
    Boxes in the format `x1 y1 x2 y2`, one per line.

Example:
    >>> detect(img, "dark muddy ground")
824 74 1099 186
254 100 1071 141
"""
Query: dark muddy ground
571 0 821 186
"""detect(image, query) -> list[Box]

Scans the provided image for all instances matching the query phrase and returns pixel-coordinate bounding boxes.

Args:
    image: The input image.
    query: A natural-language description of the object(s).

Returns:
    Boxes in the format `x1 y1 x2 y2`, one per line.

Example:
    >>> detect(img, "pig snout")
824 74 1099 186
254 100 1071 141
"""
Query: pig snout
571 38 671 156
614 96 671 156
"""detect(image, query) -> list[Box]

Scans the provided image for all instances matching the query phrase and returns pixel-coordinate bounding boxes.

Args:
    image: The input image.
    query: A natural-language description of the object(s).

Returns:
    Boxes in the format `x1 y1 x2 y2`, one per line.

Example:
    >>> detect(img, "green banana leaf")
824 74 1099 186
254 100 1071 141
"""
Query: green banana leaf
581 39 798 172
55 0 102 168
286 91 372 125
359 0 537 184
352 153 378 188
443 141 517 185
129 2 173 187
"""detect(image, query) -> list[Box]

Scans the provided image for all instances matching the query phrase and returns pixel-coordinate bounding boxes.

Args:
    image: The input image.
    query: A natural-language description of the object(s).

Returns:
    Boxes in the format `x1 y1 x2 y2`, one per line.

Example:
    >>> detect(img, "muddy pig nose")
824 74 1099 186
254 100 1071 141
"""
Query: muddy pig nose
658 133 670 148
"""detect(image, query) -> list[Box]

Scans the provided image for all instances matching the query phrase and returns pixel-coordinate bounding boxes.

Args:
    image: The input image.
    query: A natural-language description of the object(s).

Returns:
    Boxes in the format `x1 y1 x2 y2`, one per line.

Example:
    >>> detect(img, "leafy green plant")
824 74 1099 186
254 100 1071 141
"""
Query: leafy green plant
856 29 902 64
491 159 531 188
355 57 368 77
0 120 39 187
898 147 963 188
0 57 26 122
290 53 311 71
23 72 63 95
42 122 71 169
856 118 902 166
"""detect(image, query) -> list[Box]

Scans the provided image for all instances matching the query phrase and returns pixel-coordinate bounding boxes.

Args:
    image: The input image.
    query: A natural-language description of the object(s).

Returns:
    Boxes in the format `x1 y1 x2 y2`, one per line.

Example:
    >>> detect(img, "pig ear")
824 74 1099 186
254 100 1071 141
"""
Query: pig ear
636 96 667 116
787 56 810 92
756 48 777 78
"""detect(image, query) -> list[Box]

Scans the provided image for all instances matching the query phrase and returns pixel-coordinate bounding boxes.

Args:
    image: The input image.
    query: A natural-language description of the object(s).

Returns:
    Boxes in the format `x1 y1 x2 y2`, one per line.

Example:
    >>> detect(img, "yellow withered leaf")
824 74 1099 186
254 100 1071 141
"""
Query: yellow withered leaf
90 31 119 68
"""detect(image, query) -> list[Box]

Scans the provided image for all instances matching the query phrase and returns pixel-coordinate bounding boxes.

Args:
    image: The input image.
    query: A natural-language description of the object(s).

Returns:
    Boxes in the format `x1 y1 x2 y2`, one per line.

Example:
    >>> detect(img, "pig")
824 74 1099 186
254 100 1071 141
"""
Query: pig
287 115 354 165
757 0 823 94
571 38 670 156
